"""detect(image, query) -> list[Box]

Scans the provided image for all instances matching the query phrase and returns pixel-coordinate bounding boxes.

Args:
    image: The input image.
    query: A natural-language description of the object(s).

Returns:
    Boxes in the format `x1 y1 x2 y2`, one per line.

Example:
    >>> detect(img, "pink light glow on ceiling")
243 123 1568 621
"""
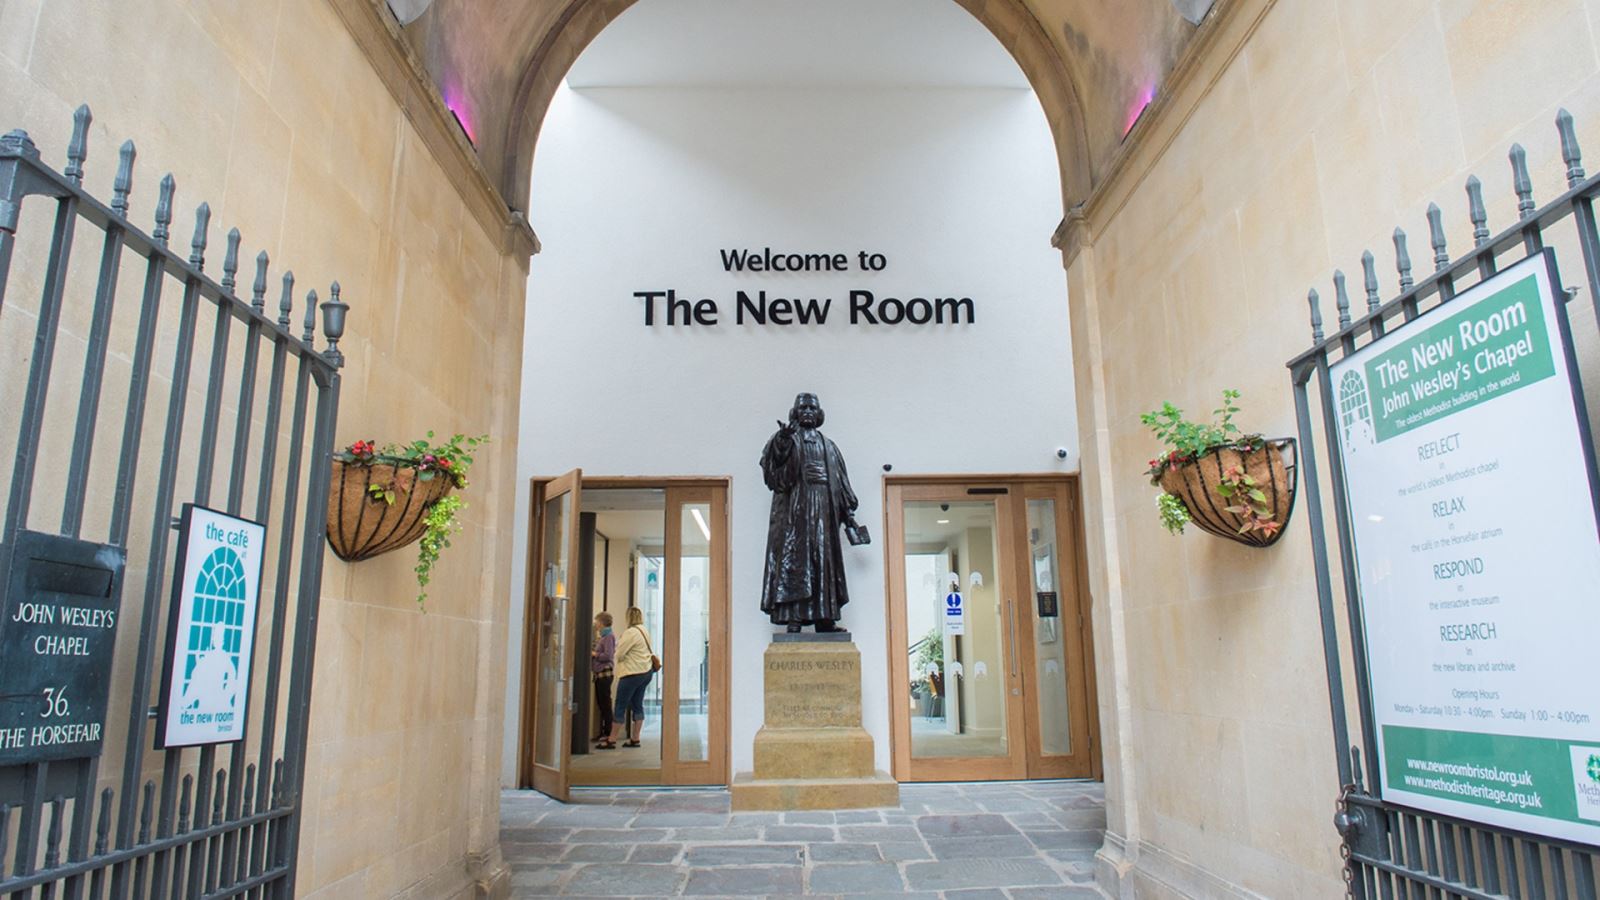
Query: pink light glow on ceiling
442 89 476 145
1123 85 1157 138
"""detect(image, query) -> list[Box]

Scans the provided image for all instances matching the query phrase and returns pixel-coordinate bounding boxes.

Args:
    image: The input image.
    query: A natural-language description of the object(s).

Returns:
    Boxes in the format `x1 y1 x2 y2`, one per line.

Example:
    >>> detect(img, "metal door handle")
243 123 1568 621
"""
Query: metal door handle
1006 599 1020 678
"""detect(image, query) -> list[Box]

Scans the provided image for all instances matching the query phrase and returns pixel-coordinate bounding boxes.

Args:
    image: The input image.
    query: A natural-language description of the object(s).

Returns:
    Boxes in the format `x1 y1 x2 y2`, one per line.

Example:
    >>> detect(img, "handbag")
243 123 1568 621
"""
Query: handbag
638 625 662 673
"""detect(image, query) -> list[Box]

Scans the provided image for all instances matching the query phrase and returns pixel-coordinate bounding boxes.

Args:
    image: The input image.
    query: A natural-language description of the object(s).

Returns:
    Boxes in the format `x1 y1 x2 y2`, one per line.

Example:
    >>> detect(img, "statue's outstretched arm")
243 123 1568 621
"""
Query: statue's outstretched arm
760 427 797 491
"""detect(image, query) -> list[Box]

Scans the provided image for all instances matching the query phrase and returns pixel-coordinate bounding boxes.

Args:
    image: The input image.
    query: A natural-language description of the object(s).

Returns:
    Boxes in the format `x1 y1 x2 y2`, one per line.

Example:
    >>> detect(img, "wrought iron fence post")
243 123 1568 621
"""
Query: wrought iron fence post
273 294 342 898
0 129 42 320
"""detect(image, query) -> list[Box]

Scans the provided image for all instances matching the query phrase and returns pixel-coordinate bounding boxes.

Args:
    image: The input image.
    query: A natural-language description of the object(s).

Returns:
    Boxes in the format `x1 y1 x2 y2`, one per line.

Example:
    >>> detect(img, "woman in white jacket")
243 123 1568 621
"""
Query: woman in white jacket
601 606 656 749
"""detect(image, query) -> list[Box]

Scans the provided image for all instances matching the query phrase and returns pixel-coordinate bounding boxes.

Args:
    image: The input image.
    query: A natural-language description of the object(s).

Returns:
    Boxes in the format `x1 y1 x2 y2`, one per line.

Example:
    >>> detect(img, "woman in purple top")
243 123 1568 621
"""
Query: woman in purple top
591 612 616 746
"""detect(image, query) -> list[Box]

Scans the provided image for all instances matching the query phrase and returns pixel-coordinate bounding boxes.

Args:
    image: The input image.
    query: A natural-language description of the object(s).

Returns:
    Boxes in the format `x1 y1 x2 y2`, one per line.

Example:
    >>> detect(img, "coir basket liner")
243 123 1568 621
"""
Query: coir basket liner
326 459 454 561
1157 438 1298 548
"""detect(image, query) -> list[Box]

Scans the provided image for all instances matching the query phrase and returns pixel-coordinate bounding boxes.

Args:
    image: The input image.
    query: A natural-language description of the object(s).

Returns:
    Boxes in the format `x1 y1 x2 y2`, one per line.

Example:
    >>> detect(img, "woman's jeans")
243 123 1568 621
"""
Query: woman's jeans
614 671 653 726
593 674 614 737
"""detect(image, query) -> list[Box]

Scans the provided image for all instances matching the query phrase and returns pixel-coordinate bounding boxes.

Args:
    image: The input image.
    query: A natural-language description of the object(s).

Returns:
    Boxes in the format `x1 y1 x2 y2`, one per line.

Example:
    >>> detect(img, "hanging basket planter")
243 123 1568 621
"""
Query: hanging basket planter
324 435 486 608
1157 438 1298 548
325 458 455 561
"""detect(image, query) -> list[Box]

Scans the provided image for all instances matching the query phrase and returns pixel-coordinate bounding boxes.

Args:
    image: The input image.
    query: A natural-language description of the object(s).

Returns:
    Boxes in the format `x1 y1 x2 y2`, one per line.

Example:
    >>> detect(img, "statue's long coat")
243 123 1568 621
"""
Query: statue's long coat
758 426 858 625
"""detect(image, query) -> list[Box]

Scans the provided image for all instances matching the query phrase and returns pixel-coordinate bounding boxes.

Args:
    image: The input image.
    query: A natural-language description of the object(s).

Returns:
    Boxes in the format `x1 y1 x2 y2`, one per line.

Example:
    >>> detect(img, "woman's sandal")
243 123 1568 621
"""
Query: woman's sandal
596 740 617 749
623 740 641 748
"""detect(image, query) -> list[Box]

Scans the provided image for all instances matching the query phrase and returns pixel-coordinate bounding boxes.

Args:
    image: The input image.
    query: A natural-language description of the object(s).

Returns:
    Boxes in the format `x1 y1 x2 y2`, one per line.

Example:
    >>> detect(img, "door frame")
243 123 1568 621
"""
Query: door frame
881 473 1102 783
518 476 732 789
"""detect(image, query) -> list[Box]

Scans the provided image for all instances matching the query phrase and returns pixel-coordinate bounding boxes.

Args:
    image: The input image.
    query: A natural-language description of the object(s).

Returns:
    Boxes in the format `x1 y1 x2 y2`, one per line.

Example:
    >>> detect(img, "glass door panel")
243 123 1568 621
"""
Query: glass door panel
1026 497 1072 757
573 488 666 785
888 484 1027 781
676 502 712 764
661 486 728 786
1014 483 1095 779
903 499 1009 761
636 553 665 755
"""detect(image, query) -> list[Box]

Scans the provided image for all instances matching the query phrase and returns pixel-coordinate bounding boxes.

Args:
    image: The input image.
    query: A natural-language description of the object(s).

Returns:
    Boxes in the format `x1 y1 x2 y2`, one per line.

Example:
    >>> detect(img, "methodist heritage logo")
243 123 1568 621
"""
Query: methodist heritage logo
181 546 247 712
1572 746 1600 822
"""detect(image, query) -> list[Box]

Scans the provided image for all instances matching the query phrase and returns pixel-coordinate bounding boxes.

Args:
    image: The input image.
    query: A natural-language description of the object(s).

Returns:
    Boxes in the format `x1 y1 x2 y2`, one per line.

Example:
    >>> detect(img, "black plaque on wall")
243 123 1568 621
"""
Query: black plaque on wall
1036 591 1059 618
0 531 126 766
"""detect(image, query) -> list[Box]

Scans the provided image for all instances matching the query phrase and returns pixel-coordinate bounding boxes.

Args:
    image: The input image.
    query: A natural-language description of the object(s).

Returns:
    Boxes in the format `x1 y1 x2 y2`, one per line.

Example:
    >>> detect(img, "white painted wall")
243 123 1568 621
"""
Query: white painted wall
503 81 1076 784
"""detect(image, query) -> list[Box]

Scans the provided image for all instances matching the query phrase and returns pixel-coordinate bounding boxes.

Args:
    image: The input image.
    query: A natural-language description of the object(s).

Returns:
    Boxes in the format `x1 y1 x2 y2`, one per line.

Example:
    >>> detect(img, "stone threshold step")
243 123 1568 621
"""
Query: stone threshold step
729 771 899 811
752 726 876 780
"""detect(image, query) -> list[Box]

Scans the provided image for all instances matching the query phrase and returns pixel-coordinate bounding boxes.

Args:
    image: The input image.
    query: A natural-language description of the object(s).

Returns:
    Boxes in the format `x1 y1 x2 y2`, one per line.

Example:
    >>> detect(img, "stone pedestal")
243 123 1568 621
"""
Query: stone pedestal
729 638 899 811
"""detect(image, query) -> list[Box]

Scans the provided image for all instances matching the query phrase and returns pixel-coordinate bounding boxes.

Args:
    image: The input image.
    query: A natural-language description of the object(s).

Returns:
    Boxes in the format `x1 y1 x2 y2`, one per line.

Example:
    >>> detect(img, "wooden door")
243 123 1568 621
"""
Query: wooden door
660 485 730 786
885 477 1097 782
529 477 732 790
524 469 582 800
1010 480 1095 778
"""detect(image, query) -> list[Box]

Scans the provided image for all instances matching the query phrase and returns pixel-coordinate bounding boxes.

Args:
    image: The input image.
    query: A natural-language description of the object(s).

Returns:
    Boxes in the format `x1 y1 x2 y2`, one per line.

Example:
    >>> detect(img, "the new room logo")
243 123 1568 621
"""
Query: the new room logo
1338 369 1375 448
1571 747 1600 821
180 546 247 713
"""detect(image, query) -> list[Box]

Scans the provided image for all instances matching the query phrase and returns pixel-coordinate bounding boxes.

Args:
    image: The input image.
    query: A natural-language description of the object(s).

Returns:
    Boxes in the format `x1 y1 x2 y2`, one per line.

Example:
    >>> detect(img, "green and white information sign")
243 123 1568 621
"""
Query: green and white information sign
1332 250 1600 846
156 504 266 749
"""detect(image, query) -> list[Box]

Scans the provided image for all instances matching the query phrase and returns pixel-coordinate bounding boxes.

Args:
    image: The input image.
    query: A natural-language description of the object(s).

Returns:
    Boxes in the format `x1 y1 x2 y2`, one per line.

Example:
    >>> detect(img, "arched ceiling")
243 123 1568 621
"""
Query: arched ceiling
399 0 1200 219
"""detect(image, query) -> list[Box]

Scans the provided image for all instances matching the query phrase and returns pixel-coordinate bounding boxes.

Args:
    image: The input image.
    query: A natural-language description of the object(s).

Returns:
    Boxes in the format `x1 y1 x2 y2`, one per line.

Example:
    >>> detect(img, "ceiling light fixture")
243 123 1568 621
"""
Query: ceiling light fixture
691 508 712 541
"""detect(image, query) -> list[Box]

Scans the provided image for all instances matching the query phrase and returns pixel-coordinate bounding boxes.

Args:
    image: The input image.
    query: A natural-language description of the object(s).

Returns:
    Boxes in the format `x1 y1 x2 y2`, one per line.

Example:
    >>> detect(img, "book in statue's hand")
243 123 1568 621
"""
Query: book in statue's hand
844 521 871 546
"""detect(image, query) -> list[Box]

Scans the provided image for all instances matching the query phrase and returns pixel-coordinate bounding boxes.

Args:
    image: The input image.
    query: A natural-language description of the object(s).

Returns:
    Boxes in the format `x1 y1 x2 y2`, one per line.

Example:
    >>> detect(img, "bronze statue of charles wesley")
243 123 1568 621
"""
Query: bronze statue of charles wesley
758 393 870 634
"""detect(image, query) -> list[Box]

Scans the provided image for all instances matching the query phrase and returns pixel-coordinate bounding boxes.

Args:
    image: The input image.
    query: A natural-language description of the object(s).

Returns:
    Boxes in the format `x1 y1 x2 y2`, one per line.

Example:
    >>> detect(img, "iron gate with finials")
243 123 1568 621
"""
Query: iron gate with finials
0 106 346 897
1291 109 1600 899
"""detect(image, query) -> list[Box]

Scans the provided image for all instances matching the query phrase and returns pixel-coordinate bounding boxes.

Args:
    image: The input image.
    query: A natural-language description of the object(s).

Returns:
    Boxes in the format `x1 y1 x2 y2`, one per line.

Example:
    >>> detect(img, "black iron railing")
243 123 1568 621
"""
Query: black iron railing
1291 109 1600 899
0 105 346 899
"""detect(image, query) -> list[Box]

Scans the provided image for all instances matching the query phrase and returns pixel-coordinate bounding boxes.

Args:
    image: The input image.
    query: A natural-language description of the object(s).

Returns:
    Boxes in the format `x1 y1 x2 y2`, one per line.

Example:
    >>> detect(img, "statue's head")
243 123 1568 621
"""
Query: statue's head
790 392 825 428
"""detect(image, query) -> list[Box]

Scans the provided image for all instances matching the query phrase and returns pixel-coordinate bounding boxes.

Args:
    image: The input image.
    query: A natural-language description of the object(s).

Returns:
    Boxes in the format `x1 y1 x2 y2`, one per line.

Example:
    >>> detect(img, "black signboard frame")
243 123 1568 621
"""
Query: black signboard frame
0 530 126 766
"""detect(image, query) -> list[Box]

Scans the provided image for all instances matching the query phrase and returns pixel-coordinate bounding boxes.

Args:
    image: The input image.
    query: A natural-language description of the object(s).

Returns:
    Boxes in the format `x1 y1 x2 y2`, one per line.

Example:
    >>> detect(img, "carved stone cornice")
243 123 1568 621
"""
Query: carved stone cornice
325 0 539 263
1056 0 1276 264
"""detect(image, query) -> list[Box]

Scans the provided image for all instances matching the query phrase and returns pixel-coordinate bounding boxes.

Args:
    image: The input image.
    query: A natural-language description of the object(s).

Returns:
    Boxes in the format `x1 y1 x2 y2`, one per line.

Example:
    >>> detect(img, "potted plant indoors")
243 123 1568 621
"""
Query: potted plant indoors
326 432 486 605
1141 390 1297 548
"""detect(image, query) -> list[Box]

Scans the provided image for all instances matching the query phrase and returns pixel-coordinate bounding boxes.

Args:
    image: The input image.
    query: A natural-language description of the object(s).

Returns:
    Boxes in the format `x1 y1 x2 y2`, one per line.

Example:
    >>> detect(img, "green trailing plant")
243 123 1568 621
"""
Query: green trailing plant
1157 492 1191 535
415 495 464 607
913 625 944 674
334 432 488 607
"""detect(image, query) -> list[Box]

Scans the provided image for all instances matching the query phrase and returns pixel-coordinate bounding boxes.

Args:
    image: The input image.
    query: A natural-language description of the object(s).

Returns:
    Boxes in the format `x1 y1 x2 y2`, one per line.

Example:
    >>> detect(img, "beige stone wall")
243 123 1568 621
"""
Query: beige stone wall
1070 0 1600 896
0 0 523 896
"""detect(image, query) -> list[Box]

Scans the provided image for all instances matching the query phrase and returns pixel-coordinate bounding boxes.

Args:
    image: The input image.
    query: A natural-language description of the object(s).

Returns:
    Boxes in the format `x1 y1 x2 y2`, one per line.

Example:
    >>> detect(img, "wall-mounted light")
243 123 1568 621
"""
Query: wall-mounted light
386 0 434 26
1170 0 1217 25
446 104 476 147
1123 86 1157 140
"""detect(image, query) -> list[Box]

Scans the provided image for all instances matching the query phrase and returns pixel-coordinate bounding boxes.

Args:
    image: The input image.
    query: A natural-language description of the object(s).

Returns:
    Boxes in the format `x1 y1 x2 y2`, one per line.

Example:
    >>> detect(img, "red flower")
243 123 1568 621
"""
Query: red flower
439 458 453 468
347 439 376 460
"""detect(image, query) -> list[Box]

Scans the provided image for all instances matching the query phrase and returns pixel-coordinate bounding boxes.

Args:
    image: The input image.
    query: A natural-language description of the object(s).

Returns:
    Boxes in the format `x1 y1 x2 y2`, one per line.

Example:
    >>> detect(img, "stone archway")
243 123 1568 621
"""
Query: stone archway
494 0 1093 217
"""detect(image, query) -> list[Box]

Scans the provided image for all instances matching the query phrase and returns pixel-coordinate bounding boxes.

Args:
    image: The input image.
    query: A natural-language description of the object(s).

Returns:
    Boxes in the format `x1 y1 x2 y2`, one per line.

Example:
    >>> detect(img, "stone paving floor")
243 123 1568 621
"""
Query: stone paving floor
501 780 1107 898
